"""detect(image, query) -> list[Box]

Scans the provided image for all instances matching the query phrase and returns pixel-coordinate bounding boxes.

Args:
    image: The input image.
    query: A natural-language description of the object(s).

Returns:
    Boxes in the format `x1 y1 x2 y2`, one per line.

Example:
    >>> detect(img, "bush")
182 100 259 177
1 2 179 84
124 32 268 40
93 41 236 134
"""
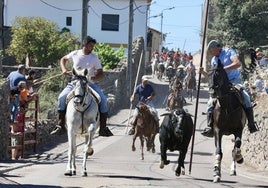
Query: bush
94 43 125 70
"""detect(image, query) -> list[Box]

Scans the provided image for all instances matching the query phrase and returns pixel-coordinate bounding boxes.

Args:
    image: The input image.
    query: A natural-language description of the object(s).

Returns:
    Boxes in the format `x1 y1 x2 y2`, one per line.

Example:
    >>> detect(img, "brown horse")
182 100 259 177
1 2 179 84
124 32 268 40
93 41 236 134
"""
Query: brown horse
131 103 157 160
210 60 246 183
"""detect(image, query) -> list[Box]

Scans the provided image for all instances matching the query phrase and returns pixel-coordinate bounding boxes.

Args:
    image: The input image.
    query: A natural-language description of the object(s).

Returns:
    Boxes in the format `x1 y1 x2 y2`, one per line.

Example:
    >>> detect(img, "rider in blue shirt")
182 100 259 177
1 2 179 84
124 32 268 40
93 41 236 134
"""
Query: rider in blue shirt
200 40 258 137
128 75 159 135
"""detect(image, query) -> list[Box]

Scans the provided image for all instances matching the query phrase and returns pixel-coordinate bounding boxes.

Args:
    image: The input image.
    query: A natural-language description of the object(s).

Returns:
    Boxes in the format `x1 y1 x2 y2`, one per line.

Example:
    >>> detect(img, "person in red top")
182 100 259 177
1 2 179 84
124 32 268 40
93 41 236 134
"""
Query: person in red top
10 107 25 160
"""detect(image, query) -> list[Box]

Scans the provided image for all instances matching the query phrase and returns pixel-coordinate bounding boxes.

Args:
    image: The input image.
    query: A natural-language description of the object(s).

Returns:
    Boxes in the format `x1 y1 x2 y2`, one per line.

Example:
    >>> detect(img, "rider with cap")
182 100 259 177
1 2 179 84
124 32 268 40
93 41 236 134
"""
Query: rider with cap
128 75 159 135
199 40 258 137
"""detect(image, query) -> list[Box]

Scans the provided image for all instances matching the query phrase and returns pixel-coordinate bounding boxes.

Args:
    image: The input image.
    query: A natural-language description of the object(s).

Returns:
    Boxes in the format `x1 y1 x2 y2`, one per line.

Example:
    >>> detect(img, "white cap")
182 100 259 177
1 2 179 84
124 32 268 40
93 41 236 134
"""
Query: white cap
142 75 148 81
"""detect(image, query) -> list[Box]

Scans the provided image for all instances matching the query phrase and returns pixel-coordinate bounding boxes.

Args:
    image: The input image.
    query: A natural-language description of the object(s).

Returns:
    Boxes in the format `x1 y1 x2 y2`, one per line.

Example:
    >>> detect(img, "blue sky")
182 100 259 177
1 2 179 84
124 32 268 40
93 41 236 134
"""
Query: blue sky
148 0 205 54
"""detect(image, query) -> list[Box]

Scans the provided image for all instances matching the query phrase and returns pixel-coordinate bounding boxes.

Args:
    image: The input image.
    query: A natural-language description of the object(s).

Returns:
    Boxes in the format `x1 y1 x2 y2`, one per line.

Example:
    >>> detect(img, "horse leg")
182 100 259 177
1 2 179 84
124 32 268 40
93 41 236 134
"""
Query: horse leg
72 135 77 175
65 133 75 176
213 130 223 183
82 135 90 177
230 136 243 176
132 134 137 152
140 136 144 160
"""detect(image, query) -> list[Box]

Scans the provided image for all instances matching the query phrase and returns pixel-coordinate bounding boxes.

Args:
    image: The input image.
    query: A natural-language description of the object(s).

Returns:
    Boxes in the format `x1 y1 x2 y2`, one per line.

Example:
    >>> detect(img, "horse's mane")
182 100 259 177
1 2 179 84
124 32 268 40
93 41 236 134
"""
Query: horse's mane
139 104 151 116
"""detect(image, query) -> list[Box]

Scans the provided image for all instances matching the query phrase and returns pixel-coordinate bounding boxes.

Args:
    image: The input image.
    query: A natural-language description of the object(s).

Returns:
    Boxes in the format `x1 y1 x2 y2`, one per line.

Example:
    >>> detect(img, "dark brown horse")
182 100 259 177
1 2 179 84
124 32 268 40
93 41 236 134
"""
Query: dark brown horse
210 60 246 183
131 103 157 160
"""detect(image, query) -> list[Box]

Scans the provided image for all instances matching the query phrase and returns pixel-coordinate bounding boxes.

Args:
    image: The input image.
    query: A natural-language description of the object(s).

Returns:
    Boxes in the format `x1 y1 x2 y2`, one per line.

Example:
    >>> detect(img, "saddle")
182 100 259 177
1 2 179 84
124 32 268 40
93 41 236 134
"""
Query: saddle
66 86 101 105
229 84 246 108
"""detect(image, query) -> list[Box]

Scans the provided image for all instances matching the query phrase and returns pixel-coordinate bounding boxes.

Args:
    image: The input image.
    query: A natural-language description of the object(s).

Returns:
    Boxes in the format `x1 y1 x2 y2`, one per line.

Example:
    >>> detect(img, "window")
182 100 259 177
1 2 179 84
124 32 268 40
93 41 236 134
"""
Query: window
101 14 119 31
66 17 72 26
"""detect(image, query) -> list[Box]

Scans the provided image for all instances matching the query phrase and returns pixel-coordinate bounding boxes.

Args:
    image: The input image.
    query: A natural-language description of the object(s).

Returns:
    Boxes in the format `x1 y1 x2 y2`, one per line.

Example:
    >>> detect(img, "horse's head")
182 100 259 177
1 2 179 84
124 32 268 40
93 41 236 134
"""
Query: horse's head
211 59 230 98
136 103 151 125
171 108 186 141
72 68 89 106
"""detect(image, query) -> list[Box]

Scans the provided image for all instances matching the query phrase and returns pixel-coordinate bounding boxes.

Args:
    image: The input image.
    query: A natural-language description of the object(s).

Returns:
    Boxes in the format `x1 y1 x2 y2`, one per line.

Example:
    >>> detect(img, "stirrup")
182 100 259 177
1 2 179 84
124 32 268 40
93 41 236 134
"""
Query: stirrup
201 127 214 137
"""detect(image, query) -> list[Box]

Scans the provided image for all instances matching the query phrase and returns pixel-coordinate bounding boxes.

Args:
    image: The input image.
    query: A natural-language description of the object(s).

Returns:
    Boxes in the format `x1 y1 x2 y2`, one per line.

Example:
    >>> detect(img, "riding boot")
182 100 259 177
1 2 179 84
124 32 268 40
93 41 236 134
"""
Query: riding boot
245 107 258 133
50 110 66 135
99 112 113 137
201 112 214 137
128 118 137 135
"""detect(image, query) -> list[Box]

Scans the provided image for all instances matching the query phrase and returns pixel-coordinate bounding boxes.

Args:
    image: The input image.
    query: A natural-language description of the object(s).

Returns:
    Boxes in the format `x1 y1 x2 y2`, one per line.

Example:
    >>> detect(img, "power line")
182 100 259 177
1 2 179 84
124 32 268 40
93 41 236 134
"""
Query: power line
100 0 129 10
39 0 84 11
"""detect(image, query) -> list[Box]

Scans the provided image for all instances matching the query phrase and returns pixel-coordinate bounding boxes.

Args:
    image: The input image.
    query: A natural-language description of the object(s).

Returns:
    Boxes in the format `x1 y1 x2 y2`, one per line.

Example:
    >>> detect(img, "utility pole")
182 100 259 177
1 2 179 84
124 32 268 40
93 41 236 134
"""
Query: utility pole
81 0 89 45
127 0 134 96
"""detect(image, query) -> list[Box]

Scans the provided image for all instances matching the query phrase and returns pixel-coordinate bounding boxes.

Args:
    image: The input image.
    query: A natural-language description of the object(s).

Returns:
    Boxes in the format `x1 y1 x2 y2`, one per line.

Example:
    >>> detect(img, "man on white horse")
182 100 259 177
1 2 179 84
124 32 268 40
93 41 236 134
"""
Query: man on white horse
128 76 159 135
50 36 113 137
184 60 196 84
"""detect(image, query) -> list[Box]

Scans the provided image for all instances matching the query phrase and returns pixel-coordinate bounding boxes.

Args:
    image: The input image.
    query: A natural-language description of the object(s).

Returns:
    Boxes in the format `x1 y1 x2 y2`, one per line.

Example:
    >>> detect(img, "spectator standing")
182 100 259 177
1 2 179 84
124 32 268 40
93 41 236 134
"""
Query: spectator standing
7 65 27 122
254 75 264 93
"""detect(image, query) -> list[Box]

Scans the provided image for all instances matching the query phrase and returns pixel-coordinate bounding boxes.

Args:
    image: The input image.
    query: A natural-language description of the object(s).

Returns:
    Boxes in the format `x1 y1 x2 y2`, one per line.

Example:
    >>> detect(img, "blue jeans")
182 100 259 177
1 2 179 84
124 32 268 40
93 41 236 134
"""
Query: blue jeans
9 95 20 122
58 81 108 113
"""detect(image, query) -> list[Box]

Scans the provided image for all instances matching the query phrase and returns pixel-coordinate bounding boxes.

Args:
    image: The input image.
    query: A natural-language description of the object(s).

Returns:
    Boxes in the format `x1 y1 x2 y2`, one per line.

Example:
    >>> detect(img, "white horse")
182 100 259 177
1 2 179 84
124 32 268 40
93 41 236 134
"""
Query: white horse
64 68 99 177
151 55 159 78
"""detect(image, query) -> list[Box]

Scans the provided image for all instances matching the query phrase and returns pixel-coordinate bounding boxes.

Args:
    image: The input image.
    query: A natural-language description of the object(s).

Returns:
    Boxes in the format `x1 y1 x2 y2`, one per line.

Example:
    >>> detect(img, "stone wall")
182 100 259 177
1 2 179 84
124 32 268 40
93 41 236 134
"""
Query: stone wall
242 95 268 171
0 80 10 159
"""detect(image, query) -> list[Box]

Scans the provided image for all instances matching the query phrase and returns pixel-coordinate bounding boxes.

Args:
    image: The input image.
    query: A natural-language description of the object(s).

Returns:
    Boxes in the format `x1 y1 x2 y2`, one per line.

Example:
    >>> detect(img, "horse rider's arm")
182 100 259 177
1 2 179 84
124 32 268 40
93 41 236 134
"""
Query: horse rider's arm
60 55 70 76
130 93 137 103
199 67 208 79
91 68 104 81
146 91 156 101
224 56 241 71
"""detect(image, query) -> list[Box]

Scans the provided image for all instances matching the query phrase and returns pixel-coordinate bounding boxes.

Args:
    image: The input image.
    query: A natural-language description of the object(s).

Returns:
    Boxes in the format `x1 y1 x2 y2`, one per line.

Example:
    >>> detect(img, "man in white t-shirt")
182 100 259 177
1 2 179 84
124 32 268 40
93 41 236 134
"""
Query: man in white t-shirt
50 36 113 137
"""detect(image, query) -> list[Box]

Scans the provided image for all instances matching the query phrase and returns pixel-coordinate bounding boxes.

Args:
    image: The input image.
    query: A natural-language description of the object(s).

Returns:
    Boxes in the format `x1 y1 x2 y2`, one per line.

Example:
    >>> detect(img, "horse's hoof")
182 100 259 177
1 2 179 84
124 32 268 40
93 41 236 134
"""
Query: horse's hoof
87 148 94 156
132 147 136 152
64 170 72 176
152 148 155 153
72 170 76 175
237 157 244 164
82 172 87 177
175 172 181 177
213 176 221 183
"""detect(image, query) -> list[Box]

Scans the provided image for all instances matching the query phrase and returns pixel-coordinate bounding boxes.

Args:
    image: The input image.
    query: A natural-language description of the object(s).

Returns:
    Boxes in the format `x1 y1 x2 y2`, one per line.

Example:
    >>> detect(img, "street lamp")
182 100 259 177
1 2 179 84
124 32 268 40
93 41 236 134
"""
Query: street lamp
160 7 175 53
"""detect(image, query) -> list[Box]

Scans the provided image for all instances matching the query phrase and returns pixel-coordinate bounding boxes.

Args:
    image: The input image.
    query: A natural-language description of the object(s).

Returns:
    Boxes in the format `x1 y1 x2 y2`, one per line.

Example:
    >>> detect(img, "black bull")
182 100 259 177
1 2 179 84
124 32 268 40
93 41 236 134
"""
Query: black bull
159 108 194 176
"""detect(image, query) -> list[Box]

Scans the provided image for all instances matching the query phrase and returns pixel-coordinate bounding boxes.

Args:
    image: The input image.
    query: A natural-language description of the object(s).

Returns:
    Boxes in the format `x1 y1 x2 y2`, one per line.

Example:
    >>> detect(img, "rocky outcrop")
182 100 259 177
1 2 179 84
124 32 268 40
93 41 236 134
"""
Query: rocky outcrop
242 67 268 171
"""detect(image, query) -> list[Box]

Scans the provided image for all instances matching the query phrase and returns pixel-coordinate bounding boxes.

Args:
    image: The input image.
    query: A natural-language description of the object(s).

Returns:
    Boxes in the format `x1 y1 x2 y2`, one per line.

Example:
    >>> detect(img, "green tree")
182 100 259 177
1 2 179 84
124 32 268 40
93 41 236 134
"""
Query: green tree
6 17 79 67
209 0 268 50
94 43 125 70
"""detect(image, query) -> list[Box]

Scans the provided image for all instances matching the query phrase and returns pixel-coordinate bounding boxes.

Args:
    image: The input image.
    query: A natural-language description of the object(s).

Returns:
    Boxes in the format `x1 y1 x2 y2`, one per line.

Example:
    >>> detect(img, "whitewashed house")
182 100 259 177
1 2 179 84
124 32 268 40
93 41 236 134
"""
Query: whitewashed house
3 0 152 48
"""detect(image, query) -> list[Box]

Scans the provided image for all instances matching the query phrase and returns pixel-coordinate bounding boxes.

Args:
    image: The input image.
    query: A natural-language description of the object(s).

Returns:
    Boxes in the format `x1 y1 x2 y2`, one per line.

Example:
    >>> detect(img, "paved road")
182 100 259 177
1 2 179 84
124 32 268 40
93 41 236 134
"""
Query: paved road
1 75 267 188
